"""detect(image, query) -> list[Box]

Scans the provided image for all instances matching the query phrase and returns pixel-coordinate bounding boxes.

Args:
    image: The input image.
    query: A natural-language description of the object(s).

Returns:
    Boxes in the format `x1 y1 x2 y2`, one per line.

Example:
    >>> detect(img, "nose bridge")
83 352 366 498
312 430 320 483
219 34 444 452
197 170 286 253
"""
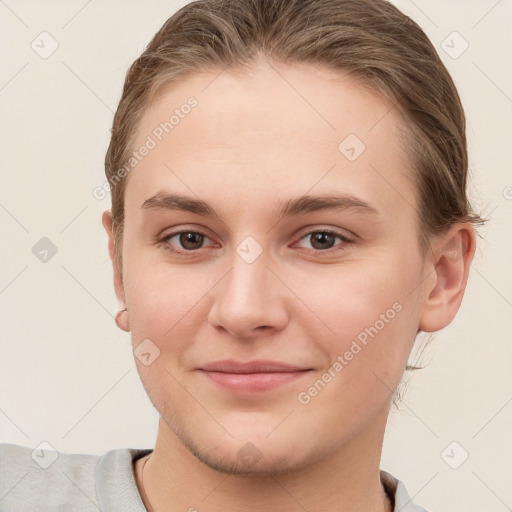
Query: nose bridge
229 249 270 304
208 242 288 336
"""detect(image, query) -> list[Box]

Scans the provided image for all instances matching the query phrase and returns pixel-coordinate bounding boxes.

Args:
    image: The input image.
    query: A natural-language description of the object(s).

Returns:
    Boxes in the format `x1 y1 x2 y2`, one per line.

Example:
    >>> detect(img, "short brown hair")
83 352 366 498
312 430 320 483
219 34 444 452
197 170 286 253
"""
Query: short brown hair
105 0 482 272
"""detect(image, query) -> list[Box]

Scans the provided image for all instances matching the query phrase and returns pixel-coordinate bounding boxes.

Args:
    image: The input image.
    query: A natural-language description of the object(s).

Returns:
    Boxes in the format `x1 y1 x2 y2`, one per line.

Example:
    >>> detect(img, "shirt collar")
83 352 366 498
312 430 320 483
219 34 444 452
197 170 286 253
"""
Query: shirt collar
381 470 429 512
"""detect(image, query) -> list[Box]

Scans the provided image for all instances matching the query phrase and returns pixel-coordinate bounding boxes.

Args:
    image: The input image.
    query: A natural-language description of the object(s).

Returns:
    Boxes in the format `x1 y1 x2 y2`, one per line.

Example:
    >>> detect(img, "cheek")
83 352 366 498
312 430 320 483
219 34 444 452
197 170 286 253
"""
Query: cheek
123 260 224 402
293 291 417 437
289 256 423 414
122 242 213 337
124 264 210 412
291 252 421 344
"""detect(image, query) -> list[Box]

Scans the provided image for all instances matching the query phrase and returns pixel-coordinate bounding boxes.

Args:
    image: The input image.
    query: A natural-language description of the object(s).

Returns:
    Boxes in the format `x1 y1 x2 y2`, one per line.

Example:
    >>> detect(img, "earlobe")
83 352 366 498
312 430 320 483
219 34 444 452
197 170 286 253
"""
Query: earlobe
102 210 130 331
418 224 476 333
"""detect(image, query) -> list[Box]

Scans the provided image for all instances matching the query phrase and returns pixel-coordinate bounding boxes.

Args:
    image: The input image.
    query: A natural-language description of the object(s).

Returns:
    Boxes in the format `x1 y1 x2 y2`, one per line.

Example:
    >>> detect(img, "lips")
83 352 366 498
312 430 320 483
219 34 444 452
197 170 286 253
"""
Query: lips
198 359 312 392
199 359 310 373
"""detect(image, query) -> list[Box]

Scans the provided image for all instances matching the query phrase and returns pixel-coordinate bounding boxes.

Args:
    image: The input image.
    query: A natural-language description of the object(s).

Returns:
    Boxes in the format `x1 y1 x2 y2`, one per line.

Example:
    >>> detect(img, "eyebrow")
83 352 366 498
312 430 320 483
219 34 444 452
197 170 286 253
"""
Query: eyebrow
140 191 380 218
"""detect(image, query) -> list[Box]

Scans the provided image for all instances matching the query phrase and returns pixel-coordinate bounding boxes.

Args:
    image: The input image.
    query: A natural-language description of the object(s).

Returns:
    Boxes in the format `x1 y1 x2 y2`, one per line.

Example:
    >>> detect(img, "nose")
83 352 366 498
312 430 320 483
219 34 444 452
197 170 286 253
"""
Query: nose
207 250 290 340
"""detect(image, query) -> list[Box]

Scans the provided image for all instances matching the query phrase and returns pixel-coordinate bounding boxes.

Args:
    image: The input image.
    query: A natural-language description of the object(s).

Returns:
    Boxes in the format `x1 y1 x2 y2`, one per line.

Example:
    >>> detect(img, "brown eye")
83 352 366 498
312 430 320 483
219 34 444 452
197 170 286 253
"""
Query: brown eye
309 232 337 250
296 230 353 251
161 231 210 253
178 232 205 250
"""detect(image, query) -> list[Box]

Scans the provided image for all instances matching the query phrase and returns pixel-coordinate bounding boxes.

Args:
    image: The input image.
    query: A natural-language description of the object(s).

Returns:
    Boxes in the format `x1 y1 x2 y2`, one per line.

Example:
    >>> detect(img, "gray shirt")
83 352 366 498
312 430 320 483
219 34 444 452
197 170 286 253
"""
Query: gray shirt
0 443 428 511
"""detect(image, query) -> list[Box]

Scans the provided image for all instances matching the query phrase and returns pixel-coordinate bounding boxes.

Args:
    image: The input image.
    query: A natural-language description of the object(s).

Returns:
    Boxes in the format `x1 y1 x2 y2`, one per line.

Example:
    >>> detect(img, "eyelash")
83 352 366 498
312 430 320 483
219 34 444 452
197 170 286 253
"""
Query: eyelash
157 228 356 256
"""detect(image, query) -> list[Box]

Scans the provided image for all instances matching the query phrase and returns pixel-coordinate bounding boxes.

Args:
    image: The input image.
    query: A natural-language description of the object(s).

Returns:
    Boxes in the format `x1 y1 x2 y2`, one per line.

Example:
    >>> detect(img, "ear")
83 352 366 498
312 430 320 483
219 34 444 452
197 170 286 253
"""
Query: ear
102 210 130 332
418 223 476 333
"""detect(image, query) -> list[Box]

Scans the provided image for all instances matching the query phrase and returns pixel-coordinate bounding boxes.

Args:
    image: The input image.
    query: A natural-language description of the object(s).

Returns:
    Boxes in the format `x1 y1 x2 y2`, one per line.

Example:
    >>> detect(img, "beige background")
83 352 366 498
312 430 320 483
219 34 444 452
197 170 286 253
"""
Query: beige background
0 1 511 510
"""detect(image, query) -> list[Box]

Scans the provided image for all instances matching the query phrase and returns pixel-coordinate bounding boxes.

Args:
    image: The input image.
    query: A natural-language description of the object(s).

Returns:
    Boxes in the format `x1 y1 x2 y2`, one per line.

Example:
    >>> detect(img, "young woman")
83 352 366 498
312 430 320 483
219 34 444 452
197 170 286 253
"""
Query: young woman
0 0 482 510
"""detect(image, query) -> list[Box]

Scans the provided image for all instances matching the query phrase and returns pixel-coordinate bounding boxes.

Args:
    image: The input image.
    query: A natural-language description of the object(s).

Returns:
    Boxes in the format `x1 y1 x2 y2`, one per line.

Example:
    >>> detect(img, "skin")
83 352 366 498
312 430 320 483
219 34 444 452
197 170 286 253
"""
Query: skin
103 56 475 511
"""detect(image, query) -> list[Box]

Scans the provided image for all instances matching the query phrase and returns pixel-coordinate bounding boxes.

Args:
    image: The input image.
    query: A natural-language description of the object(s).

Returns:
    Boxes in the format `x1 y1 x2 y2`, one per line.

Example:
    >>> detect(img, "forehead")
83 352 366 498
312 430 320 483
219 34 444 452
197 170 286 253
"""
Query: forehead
125 59 414 221
135 59 405 151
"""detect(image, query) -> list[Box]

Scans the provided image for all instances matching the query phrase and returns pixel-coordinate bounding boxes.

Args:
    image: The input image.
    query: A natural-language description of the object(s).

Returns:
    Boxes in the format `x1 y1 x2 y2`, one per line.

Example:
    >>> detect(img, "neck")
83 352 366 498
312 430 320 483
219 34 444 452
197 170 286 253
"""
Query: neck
135 412 393 512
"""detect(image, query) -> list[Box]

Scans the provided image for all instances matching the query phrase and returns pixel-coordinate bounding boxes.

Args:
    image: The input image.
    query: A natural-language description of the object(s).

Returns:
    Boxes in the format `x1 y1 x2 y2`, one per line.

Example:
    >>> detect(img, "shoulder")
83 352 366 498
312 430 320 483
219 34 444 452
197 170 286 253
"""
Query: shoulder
0 442 100 511
0 443 151 512
381 470 432 512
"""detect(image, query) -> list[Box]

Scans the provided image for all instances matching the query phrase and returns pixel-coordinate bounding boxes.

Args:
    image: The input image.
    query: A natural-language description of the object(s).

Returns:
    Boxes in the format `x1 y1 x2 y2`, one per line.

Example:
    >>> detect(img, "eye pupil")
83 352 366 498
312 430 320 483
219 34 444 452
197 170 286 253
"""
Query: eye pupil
180 232 204 250
311 232 336 250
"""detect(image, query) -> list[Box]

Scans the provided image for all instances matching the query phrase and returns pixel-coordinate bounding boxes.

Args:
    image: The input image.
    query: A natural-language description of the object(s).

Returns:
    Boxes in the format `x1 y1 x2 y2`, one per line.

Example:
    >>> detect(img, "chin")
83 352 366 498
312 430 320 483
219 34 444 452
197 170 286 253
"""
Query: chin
184 436 313 477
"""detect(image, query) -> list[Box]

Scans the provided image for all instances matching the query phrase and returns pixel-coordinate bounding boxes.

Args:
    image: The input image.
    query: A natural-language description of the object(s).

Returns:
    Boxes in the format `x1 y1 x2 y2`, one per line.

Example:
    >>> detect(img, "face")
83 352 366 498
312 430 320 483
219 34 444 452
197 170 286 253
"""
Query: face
115 58 428 475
